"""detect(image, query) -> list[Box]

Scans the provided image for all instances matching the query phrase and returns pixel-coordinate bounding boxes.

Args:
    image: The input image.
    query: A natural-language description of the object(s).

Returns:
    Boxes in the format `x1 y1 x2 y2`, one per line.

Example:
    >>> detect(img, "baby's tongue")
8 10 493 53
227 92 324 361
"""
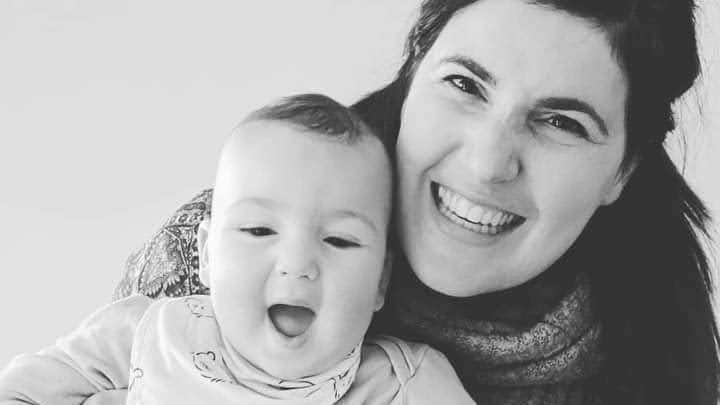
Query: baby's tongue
269 304 316 337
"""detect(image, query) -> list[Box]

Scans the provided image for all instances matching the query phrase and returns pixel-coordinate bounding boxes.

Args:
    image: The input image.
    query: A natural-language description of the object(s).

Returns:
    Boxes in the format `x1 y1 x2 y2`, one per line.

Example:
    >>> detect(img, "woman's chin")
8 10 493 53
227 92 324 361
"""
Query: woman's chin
408 254 495 297
405 235 544 297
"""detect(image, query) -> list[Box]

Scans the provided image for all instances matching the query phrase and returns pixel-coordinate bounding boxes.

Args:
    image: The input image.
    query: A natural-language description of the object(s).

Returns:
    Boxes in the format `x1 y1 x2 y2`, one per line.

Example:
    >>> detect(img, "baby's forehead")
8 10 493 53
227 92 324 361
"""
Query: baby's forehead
213 120 392 217
219 119 390 180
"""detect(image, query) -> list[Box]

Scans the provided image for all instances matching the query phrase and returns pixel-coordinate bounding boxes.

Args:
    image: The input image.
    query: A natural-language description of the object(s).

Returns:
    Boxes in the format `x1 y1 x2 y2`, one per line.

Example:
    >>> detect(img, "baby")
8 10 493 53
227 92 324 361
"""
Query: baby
0 94 474 404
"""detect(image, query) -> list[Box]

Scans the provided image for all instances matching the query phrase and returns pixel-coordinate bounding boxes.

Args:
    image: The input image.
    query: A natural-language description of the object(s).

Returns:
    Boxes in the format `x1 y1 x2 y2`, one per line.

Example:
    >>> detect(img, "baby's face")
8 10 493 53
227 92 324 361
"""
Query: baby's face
199 121 392 379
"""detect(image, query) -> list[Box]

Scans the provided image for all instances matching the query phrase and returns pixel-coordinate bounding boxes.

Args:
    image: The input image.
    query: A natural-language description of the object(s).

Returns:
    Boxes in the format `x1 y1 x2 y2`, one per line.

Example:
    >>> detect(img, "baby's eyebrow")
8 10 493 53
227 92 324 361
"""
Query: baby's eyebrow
329 210 378 233
225 197 284 212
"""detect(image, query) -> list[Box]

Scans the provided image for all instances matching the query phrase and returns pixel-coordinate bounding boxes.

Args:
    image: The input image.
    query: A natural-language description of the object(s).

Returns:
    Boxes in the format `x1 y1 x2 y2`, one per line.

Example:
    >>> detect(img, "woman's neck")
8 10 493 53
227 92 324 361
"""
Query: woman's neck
382 252 578 327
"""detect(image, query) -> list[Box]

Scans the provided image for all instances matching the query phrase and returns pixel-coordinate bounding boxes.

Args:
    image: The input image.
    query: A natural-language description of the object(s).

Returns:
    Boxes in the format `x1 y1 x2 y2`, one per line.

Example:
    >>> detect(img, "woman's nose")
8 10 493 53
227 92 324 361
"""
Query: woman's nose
460 117 521 183
273 240 319 281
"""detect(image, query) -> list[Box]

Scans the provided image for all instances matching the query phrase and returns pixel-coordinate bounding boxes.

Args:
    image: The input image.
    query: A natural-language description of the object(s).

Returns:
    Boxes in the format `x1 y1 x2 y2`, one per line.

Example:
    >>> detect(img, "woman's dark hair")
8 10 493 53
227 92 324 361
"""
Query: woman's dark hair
352 0 719 403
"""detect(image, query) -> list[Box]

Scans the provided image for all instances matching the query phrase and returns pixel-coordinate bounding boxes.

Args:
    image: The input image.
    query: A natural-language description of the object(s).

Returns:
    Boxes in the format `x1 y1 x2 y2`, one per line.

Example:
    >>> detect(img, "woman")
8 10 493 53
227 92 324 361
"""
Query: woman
109 0 719 403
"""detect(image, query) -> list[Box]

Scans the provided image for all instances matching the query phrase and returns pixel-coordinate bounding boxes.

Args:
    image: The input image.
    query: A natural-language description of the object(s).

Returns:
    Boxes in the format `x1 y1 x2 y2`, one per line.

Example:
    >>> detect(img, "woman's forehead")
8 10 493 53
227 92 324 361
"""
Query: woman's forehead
423 0 627 123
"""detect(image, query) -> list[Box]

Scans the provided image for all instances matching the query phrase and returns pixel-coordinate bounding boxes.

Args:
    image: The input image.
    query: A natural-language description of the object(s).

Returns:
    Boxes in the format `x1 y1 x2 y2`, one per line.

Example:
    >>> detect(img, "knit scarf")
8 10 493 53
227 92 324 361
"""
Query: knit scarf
373 259 603 405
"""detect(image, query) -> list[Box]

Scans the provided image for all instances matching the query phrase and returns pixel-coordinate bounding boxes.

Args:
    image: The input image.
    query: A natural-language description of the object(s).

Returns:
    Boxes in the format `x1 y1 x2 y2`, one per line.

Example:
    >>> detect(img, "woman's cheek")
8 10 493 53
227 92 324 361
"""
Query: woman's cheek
527 152 618 245
401 95 456 169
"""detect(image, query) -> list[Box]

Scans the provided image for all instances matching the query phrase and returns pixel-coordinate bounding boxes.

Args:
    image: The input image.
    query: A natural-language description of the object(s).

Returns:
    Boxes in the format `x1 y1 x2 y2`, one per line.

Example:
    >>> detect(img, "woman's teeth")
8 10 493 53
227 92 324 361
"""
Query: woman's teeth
436 184 522 234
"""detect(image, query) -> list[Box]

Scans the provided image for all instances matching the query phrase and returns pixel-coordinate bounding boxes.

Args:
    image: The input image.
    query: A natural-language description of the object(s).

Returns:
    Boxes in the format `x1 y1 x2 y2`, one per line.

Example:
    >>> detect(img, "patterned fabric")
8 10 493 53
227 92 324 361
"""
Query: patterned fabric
114 189 213 300
115 189 603 404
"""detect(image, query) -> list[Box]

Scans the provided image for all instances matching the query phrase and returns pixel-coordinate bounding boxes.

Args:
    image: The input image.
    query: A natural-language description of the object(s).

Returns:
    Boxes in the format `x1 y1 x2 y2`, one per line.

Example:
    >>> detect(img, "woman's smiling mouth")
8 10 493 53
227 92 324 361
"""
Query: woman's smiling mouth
431 182 525 235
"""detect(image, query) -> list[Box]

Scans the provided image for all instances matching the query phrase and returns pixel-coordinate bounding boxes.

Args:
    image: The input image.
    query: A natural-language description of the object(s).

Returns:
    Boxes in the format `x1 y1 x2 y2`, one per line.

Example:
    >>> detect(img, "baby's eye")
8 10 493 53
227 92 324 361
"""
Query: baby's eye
323 236 361 249
239 227 276 237
443 74 487 100
543 114 589 139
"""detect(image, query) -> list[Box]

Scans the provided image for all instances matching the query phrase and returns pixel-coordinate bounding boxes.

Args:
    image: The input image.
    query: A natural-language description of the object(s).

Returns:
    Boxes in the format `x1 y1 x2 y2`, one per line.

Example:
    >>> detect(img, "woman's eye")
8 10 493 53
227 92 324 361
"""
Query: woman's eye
239 227 276 237
544 115 589 139
323 236 361 249
444 74 486 99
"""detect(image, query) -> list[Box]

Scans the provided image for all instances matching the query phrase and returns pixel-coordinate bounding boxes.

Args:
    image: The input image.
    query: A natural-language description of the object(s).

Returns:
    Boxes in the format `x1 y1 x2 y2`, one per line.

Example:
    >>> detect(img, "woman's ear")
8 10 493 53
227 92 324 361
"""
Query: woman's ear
602 161 637 206
197 219 211 287
374 251 393 311
601 178 626 206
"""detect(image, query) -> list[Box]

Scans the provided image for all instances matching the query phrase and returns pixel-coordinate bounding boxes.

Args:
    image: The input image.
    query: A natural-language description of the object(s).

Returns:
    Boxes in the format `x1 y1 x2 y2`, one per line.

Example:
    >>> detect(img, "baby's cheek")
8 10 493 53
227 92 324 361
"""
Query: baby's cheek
334 283 378 324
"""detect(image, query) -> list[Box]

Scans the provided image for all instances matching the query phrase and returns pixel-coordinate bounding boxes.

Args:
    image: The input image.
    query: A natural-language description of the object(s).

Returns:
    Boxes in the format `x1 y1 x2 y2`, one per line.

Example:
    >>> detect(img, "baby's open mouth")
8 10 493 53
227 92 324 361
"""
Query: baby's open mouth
268 304 316 338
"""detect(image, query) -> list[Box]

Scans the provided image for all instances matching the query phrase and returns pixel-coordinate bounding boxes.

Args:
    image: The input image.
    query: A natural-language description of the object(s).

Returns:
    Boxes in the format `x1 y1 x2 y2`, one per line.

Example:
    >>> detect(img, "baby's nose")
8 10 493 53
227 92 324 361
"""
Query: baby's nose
275 262 319 281
274 243 319 281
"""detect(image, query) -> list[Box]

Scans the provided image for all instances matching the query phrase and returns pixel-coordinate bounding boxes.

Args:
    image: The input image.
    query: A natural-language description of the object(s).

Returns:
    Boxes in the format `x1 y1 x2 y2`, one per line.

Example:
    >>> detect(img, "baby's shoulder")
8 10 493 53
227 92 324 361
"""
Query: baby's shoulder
352 335 441 394
131 295 221 355
136 295 217 336
156 295 214 316
349 336 475 404
361 335 434 381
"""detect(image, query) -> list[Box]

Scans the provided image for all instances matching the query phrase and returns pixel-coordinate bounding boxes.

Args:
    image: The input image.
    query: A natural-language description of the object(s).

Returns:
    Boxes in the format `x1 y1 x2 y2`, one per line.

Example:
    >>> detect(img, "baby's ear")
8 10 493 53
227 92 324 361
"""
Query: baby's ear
197 219 211 287
374 251 393 311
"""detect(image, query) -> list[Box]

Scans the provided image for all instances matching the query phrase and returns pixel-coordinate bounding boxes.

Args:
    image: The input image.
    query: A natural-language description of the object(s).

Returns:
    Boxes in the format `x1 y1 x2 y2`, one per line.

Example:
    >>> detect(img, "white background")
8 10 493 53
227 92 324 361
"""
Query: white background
1 0 718 366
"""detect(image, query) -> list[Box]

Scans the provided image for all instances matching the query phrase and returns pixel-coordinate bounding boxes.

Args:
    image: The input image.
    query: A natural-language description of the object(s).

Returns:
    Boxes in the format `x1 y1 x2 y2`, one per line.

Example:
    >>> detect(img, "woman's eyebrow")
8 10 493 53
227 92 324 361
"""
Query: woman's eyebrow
535 97 609 136
441 55 498 88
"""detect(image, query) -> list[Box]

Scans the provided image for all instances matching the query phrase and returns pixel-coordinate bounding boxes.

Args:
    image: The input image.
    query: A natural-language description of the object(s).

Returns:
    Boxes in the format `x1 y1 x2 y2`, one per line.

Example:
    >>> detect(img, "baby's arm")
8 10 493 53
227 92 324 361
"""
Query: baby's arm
0 295 153 405
405 347 476 404
82 390 128 405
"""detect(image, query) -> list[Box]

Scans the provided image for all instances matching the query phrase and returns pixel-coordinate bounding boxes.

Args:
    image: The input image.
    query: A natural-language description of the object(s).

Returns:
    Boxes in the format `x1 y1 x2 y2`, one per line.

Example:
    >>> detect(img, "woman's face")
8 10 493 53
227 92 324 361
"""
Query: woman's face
397 0 629 296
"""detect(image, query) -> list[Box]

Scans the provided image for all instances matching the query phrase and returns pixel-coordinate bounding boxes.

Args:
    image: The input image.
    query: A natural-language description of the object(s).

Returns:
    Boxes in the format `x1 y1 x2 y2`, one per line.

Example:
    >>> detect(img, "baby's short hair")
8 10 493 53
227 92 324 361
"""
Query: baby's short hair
243 93 389 151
